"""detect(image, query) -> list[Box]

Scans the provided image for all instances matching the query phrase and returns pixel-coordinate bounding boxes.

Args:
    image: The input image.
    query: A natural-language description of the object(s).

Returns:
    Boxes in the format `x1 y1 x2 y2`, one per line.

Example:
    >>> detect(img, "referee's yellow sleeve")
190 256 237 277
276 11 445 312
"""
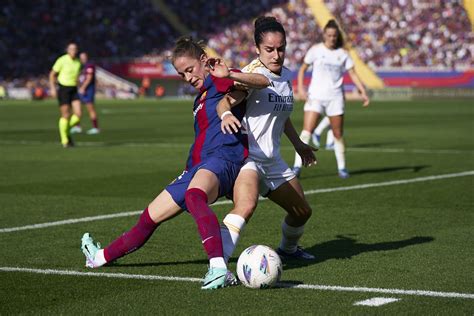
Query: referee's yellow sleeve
52 56 63 73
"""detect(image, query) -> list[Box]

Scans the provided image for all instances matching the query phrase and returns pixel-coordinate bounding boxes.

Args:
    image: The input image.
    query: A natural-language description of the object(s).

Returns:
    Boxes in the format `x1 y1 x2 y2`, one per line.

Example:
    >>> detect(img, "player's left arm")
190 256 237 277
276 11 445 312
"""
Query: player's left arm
284 118 317 167
209 58 269 89
347 68 370 107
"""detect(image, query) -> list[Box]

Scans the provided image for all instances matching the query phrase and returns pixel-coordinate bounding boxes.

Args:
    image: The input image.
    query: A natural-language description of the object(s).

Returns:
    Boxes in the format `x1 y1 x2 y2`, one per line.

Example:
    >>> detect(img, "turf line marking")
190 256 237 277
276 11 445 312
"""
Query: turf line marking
0 267 201 283
353 297 400 306
303 170 474 195
1 267 474 299
1 171 472 234
0 139 471 154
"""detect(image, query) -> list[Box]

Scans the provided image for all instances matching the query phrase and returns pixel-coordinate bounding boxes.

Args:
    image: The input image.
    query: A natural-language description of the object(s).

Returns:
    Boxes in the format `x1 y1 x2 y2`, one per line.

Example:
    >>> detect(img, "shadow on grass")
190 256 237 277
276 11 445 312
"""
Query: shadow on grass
302 165 430 179
349 165 429 175
113 236 433 270
282 235 434 271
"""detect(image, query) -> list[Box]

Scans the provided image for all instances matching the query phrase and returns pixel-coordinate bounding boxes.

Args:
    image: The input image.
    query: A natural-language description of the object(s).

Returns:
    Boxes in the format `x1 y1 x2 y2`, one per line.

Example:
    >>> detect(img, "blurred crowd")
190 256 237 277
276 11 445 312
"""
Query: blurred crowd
166 0 287 37
327 0 473 69
0 0 178 80
207 0 320 70
1 0 473 91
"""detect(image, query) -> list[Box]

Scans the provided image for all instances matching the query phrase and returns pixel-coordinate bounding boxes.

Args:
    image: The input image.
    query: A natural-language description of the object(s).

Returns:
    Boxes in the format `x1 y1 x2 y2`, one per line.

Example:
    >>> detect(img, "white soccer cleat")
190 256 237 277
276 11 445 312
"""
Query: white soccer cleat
86 128 100 135
70 126 82 134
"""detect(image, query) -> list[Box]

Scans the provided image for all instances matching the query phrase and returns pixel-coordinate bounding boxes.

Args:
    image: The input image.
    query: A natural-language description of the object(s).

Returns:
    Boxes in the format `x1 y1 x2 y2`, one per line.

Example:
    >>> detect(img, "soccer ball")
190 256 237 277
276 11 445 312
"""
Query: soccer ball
236 245 282 289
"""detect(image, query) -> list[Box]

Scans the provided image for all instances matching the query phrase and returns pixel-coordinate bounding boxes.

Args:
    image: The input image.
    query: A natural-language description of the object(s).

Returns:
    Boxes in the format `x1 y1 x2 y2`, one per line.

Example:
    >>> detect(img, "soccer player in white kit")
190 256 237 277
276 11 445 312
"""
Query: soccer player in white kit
217 16 318 262
293 20 369 179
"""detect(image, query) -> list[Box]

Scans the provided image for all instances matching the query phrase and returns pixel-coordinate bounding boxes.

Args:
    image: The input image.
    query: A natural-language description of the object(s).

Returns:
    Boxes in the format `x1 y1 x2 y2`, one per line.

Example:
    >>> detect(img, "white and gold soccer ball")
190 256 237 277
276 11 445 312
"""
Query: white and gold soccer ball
236 245 283 289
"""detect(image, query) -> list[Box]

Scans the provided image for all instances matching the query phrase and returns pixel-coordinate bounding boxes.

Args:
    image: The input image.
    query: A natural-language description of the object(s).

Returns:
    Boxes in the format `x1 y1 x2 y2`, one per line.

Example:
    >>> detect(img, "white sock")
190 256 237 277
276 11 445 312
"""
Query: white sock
220 214 246 263
279 221 305 254
94 249 107 267
326 129 334 146
334 137 346 170
315 116 330 135
293 130 311 168
209 257 227 269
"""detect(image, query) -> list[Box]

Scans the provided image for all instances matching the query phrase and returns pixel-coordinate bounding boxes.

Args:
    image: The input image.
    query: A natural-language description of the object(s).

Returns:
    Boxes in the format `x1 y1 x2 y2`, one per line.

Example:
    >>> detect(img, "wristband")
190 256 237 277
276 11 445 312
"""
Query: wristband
220 111 233 120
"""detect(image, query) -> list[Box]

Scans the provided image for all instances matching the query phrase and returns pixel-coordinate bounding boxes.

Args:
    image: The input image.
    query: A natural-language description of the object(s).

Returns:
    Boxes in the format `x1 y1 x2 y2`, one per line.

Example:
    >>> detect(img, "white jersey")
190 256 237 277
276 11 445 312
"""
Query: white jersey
242 59 294 161
304 43 354 100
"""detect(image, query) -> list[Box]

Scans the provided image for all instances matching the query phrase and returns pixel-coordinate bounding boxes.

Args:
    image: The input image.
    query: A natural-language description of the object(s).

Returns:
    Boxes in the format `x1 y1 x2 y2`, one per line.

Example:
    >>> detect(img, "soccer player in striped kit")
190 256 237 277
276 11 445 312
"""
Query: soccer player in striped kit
76 52 100 135
81 37 268 290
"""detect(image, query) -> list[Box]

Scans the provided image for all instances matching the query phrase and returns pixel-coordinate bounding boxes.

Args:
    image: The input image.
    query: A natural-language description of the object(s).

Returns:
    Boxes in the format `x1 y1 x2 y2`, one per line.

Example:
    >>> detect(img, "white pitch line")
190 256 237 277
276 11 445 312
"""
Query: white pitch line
353 297 400 306
0 139 472 154
303 170 474 195
281 283 474 299
0 267 201 283
1 171 473 234
1 267 474 299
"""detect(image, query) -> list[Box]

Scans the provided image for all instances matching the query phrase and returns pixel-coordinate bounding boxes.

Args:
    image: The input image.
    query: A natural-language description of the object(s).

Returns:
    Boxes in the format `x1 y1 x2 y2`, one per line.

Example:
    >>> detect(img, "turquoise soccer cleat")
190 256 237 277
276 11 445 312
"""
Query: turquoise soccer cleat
81 233 102 268
201 268 238 290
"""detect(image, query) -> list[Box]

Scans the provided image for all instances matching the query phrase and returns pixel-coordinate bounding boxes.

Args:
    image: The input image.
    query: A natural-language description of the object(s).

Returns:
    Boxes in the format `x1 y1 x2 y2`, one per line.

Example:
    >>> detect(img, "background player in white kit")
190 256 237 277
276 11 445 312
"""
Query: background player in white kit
293 20 370 179
217 16 317 262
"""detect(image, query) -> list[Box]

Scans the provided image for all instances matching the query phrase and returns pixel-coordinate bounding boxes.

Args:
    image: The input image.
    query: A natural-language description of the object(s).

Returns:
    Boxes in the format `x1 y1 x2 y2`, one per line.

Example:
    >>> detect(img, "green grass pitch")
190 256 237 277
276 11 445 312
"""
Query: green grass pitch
0 98 473 314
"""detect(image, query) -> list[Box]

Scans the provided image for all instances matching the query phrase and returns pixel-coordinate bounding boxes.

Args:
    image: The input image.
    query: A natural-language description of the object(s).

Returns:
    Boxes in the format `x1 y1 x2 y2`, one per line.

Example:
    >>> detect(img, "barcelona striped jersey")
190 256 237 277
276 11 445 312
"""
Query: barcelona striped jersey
186 72 248 170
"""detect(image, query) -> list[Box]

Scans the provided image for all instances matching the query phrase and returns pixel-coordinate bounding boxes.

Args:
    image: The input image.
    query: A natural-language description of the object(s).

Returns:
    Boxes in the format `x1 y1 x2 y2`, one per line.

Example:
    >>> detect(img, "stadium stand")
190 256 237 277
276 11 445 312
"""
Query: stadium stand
0 0 178 80
326 0 473 70
206 0 321 71
1 0 473 96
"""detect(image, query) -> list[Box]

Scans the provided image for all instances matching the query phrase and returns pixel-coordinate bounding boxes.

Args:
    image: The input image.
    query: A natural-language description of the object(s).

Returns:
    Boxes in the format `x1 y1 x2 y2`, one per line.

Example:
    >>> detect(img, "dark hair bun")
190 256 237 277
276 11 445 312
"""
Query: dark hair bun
254 16 278 29
326 19 339 28
254 16 286 46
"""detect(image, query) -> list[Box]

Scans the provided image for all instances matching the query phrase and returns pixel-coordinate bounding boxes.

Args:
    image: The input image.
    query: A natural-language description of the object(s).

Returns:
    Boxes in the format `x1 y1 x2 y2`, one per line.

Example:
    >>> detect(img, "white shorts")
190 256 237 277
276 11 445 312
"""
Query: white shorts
303 96 345 116
241 156 295 196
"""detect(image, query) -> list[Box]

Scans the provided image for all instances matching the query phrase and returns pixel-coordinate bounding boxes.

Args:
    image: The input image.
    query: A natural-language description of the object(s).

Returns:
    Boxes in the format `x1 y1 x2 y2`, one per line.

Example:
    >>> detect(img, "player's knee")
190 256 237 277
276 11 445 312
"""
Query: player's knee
300 203 313 223
332 130 343 139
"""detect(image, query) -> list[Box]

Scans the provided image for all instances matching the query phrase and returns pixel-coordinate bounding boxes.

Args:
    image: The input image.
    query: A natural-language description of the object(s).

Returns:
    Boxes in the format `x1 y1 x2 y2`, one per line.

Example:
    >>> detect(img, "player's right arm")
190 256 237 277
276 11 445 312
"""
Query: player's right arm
297 63 309 101
49 69 58 98
217 90 247 134
50 57 63 98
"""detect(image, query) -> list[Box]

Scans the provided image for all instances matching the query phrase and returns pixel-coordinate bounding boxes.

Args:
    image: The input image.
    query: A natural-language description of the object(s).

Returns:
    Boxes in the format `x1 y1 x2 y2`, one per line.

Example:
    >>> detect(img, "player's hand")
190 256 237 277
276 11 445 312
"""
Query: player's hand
208 58 230 78
79 87 85 95
361 93 370 107
295 142 318 167
50 89 57 98
297 90 308 101
221 113 241 134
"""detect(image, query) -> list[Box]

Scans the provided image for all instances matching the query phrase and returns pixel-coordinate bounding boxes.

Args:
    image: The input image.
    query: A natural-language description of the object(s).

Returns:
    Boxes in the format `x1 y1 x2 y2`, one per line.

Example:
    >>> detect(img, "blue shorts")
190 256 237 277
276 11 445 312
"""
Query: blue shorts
165 157 241 210
79 87 95 103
